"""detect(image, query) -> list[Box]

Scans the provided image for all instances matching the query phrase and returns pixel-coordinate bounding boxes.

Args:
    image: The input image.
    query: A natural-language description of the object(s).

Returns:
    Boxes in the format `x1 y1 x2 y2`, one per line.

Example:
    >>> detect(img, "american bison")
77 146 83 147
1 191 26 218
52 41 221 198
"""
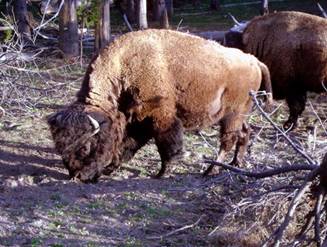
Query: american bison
48 29 273 182
225 11 327 129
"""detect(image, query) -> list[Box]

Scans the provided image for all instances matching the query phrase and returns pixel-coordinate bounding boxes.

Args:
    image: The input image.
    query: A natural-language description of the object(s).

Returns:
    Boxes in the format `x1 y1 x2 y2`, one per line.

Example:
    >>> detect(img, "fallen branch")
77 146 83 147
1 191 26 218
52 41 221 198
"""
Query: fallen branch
262 168 320 247
250 90 317 166
203 159 317 179
146 215 204 240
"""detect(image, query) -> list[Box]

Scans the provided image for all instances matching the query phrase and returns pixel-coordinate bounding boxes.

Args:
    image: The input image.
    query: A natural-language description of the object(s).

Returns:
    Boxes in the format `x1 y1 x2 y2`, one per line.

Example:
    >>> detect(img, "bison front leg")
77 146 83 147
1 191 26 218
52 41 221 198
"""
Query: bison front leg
284 91 307 130
154 118 184 178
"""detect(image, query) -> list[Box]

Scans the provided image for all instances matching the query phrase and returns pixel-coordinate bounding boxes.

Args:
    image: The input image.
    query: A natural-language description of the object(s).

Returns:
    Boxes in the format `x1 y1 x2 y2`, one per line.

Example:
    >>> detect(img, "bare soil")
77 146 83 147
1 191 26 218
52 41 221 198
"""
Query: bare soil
0 59 326 247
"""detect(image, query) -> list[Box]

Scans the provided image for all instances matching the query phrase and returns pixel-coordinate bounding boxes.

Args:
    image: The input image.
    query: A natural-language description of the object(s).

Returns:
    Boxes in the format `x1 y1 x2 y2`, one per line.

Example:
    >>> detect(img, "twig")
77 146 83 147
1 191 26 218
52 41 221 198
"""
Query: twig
199 132 218 158
203 159 317 179
322 81 327 92
262 168 320 247
176 19 184 31
315 188 325 246
0 106 4 117
308 100 327 135
33 0 64 42
292 210 315 246
250 91 317 165
146 215 204 240
317 2 327 18
123 14 133 32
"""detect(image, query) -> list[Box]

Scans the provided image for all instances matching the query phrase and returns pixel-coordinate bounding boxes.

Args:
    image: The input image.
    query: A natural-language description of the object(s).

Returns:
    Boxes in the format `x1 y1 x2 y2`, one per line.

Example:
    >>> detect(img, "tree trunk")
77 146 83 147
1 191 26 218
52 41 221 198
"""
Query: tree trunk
154 0 169 28
59 0 79 59
165 0 173 18
261 0 269 15
160 8 169 28
138 0 148 29
12 0 31 40
210 0 220 11
95 0 111 52
126 0 136 23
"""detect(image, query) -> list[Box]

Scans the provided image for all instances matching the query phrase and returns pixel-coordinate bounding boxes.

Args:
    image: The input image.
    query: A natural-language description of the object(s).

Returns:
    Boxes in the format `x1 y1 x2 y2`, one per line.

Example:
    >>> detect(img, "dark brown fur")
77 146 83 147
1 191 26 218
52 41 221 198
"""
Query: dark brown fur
48 29 273 182
225 11 327 129
320 153 327 188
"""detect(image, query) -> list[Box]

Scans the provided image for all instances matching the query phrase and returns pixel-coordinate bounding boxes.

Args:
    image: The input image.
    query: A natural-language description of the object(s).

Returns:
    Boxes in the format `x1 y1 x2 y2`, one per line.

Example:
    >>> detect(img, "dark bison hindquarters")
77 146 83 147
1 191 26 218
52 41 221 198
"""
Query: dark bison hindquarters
48 29 273 182
225 11 327 129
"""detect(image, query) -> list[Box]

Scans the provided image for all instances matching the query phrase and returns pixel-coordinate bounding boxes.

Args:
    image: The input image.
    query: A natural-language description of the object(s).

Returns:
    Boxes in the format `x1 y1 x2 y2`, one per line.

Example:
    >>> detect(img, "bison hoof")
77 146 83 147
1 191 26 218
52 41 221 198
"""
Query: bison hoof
152 172 164 179
202 164 219 176
283 121 296 131
230 159 243 167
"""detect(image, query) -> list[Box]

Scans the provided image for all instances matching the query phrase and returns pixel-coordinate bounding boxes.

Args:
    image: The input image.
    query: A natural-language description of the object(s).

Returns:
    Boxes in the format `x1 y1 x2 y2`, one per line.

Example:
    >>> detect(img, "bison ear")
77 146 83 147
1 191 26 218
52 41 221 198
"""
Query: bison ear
47 112 62 126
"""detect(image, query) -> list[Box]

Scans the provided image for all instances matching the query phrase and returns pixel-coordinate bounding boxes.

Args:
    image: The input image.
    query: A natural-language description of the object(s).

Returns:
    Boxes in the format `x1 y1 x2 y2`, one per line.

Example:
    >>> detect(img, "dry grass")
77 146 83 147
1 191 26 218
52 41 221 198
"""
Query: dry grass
0 40 326 247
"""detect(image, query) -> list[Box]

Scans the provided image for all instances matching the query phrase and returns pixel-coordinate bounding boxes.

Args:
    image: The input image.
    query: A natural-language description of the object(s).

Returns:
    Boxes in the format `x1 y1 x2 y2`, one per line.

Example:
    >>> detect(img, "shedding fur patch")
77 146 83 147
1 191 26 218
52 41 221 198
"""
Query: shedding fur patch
208 87 225 121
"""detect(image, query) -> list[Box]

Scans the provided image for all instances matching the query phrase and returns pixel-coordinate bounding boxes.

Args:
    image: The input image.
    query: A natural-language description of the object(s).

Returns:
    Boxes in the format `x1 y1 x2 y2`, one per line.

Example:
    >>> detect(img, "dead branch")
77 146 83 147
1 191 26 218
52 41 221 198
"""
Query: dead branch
123 14 133 32
317 2 327 18
33 0 64 42
146 215 204 240
0 106 4 118
308 100 327 135
176 19 184 31
262 168 320 247
315 188 325 246
203 159 317 178
250 90 318 166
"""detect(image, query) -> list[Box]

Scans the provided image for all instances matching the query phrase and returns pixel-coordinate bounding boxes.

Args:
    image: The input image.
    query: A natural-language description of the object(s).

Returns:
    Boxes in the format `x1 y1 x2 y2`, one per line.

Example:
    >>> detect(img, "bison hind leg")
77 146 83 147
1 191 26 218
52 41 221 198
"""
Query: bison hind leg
154 118 184 178
230 122 250 166
203 112 246 176
202 131 238 176
284 91 307 130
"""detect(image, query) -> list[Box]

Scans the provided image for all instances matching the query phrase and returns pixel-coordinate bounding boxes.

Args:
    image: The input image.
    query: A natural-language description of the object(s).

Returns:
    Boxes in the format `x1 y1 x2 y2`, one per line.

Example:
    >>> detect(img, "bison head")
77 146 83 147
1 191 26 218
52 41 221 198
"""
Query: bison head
47 104 125 183
223 14 249 49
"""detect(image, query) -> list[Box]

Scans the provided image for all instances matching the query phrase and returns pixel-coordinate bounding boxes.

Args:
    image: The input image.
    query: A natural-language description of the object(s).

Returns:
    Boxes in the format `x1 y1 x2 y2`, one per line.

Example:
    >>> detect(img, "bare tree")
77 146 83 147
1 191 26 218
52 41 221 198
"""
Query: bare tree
261 0 269 15
160 8 169 28
154 0 169 28
138 0 148 29
126 0 136 23
59 0 79 59
165 0 173 18
95 0 111 52
12 0 31 40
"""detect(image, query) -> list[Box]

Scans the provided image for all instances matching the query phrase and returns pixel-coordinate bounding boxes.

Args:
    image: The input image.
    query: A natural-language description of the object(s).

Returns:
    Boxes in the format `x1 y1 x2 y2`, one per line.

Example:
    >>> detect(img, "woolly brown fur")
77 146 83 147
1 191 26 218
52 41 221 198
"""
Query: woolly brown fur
48 29 273 182
228 11 327 128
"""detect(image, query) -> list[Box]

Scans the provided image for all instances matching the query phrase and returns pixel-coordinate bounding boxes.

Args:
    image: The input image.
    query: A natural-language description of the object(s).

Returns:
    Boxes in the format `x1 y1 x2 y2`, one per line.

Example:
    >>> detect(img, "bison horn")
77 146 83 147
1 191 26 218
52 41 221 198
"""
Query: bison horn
62 115 100 155
87 115 100 135
228 13 241 26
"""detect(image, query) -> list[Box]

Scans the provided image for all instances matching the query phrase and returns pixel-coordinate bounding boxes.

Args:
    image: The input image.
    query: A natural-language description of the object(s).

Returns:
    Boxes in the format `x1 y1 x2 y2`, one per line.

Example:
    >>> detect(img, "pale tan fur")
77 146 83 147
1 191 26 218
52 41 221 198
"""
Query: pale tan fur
49 29 272 182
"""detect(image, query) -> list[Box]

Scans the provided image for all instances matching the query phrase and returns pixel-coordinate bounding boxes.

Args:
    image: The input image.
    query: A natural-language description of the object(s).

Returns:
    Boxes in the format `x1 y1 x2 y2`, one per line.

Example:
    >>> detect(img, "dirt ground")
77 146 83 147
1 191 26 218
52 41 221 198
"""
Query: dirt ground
0 56 326 247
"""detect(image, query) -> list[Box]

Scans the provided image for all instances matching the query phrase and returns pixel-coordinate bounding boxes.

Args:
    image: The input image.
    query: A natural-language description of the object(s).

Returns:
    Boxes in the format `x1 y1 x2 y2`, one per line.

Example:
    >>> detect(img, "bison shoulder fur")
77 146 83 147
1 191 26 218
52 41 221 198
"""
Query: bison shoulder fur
48 29 273 182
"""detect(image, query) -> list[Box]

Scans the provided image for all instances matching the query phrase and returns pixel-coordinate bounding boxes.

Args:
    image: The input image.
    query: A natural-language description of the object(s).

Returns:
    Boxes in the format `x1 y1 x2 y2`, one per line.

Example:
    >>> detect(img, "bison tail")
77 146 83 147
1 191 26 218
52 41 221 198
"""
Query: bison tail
258 61 274 108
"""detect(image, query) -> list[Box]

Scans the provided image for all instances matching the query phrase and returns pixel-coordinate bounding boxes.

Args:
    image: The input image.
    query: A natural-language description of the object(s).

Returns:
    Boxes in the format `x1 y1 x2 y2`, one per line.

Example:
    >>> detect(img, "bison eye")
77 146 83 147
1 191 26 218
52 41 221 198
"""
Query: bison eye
76 142 91 159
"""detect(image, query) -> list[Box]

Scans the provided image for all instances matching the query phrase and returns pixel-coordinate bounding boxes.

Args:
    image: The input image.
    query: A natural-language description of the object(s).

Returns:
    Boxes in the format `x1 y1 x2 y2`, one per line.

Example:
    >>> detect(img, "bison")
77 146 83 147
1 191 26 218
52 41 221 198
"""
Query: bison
225 11 327 130
48 29 273 182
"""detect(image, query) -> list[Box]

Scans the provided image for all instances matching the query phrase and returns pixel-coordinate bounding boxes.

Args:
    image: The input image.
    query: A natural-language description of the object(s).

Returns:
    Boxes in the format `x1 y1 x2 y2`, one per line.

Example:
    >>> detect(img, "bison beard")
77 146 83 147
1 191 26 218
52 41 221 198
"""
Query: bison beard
48 29 273 182
225 11 327 130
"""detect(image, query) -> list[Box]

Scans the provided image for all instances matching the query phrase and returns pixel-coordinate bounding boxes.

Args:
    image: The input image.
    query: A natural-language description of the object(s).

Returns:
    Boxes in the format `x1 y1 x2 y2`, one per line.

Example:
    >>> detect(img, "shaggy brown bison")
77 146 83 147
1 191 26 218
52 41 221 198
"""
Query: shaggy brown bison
225 11 327 130
48 29 273 182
